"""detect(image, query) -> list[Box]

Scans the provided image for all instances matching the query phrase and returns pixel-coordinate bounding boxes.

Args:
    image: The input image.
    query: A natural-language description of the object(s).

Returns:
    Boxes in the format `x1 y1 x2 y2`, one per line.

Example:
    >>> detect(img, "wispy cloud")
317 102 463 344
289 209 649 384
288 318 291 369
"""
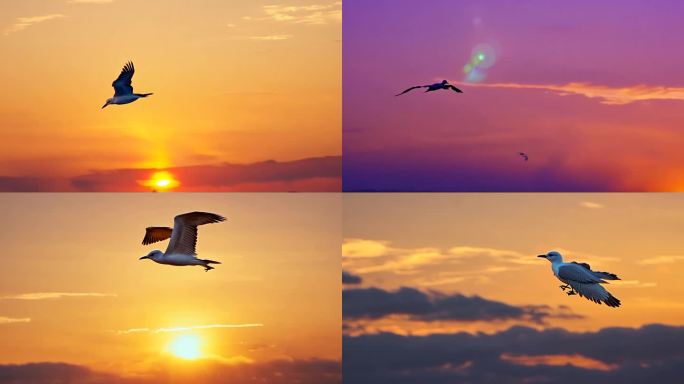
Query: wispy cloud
262 2 341 25
611 280 657 288
4 14 65 36
2 292 116 300
0 316 30 324
250 34 292 41
580 201 604 209
638 255 684 265
117 323 264 335
459 81 684 105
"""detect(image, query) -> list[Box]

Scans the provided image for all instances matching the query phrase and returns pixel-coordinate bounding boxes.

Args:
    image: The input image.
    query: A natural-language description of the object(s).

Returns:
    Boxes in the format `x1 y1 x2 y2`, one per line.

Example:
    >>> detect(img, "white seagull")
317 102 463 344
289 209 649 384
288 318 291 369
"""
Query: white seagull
140 212 226 272
102 61 153 109
396 80 463 96
538 250 621 308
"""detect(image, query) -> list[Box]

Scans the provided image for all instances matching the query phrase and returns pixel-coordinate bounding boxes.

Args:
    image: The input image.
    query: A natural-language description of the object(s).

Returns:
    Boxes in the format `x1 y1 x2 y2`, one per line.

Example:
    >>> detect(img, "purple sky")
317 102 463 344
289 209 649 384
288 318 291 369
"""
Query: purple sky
343 0 684 191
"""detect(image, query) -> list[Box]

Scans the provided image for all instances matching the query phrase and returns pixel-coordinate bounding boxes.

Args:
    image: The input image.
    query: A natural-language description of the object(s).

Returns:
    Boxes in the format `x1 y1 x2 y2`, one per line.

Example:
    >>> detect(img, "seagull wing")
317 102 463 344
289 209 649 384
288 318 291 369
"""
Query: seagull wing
142 227 173 245
565 280 621 307
558 263 604 284
165 212 226 255
447 85 464 93
559 263 620 307
395 86 425 96
112 61 135 96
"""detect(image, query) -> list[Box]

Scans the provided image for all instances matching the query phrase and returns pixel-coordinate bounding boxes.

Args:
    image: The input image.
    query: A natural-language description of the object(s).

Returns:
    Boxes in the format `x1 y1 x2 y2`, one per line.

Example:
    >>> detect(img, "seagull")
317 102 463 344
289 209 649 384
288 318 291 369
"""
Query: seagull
395 80 463 96
140 212 226 272
519 152 529 161
538 251 621 307
102 61 153 109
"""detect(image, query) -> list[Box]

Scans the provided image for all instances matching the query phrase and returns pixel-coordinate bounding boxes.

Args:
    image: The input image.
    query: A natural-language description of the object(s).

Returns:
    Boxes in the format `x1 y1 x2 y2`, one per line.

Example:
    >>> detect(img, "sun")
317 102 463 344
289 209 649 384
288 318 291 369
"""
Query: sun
141 171 180 191
167 334 202 360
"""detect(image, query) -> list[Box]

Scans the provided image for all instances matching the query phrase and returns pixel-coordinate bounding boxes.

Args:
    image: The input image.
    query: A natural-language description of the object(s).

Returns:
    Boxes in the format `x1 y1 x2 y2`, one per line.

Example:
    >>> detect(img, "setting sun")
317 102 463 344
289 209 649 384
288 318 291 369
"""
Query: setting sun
142 171 180 191
168 334 202 360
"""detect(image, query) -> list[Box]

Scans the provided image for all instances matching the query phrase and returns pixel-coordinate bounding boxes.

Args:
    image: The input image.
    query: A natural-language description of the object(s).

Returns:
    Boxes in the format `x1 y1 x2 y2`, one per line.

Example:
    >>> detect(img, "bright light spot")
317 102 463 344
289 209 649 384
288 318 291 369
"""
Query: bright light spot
141 171 180 191
168 334 202 360
477 53 485 61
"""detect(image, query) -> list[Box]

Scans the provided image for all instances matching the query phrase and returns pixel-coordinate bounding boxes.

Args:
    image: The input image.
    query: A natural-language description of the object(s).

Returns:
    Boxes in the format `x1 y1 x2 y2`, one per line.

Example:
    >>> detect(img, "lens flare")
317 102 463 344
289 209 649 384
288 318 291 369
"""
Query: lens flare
463 42 498 83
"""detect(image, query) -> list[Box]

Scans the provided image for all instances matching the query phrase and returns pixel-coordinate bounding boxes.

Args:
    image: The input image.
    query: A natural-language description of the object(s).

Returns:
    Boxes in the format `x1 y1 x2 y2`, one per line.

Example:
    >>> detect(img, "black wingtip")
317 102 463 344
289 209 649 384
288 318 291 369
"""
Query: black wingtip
605 295 621 308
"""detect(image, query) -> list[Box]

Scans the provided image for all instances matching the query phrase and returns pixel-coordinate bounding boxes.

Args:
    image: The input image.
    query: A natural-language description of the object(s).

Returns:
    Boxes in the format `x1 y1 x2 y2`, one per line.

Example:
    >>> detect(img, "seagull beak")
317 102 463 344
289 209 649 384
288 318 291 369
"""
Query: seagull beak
101 103 108 109
139 255 149 260
537 254 548 258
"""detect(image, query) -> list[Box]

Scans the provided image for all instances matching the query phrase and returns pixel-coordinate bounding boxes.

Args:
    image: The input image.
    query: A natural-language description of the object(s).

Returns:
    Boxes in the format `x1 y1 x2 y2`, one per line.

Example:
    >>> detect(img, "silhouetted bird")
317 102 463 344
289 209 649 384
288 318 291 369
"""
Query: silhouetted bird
396 80 463 96
519 152 529 161
102 61 153 109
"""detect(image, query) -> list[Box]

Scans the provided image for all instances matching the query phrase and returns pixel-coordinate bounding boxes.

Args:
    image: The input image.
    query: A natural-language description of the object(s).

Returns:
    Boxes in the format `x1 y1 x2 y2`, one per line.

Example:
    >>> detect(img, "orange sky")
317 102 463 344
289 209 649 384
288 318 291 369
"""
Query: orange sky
0 193 340 380
343 194 684 334
0 0 340 191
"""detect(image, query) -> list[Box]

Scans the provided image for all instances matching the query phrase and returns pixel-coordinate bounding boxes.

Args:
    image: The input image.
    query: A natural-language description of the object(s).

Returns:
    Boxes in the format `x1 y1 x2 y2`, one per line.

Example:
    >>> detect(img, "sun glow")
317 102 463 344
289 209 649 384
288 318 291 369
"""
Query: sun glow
168 334 202 360
141 171 180 191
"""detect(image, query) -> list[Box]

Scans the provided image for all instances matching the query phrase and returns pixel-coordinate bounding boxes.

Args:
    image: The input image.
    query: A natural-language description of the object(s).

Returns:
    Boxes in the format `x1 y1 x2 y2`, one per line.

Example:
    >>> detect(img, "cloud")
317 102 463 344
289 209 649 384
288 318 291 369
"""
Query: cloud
261 3 341 25
0 316 30 324
249 34 292 41
2 292 116 300
4 14 65 36
117 323 264 335
461 81 684 105
638 255 684 265
580 201 604 209
342 239 389 259
344 324 684 384
0 359 341 384
342 270 363 285
343 287 580 324
0 156 341 192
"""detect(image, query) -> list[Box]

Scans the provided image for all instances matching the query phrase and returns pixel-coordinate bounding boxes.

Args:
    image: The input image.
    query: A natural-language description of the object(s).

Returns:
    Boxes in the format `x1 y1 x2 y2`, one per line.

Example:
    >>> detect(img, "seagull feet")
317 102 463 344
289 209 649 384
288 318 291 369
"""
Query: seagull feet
204 266 214 272
559 284 570 291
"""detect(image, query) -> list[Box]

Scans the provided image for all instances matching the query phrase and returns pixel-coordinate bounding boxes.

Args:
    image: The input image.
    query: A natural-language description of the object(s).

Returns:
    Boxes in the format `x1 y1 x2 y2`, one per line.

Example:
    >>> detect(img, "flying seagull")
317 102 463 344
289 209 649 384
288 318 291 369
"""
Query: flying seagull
395 80 463 96
519 152 529 161
538 251 621 307
140 212 225 272
102 61 153 109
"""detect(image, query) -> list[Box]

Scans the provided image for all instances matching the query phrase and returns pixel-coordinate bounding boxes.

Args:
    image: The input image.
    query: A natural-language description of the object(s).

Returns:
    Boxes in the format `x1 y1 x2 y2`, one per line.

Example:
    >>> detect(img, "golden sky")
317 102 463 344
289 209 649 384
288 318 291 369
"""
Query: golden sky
0 193 340 380
0 0 340 191
343 193 684 334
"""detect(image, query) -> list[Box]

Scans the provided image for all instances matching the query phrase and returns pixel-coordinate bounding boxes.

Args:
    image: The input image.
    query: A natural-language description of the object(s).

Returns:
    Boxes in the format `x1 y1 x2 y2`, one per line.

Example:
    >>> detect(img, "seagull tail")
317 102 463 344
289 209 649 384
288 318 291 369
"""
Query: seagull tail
135 93 154 97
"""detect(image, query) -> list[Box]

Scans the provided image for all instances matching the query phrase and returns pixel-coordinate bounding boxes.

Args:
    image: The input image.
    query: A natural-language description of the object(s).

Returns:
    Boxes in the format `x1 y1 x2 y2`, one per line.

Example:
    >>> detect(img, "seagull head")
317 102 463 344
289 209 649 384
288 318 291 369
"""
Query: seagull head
441 80 448 84
538 250 563 263
102 98 113 109
140 250 162 261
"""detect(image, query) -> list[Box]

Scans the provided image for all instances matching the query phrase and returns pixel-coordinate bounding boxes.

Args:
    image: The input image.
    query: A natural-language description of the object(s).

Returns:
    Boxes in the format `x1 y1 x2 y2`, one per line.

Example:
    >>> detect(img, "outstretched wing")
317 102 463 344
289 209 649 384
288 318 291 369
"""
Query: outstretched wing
447 85 463 93
566 280 621 307
142 227 173 245
165 212 226 255
112 61 135 96
395 85 425 96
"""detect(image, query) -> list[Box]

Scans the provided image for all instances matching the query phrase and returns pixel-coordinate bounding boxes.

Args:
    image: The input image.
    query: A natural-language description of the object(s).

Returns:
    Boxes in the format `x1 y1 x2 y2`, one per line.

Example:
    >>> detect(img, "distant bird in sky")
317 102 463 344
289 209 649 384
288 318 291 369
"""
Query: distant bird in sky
140 212 225 272
519 152 529 161
102 61 153 109
538 250 621 307
395 80 463 96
